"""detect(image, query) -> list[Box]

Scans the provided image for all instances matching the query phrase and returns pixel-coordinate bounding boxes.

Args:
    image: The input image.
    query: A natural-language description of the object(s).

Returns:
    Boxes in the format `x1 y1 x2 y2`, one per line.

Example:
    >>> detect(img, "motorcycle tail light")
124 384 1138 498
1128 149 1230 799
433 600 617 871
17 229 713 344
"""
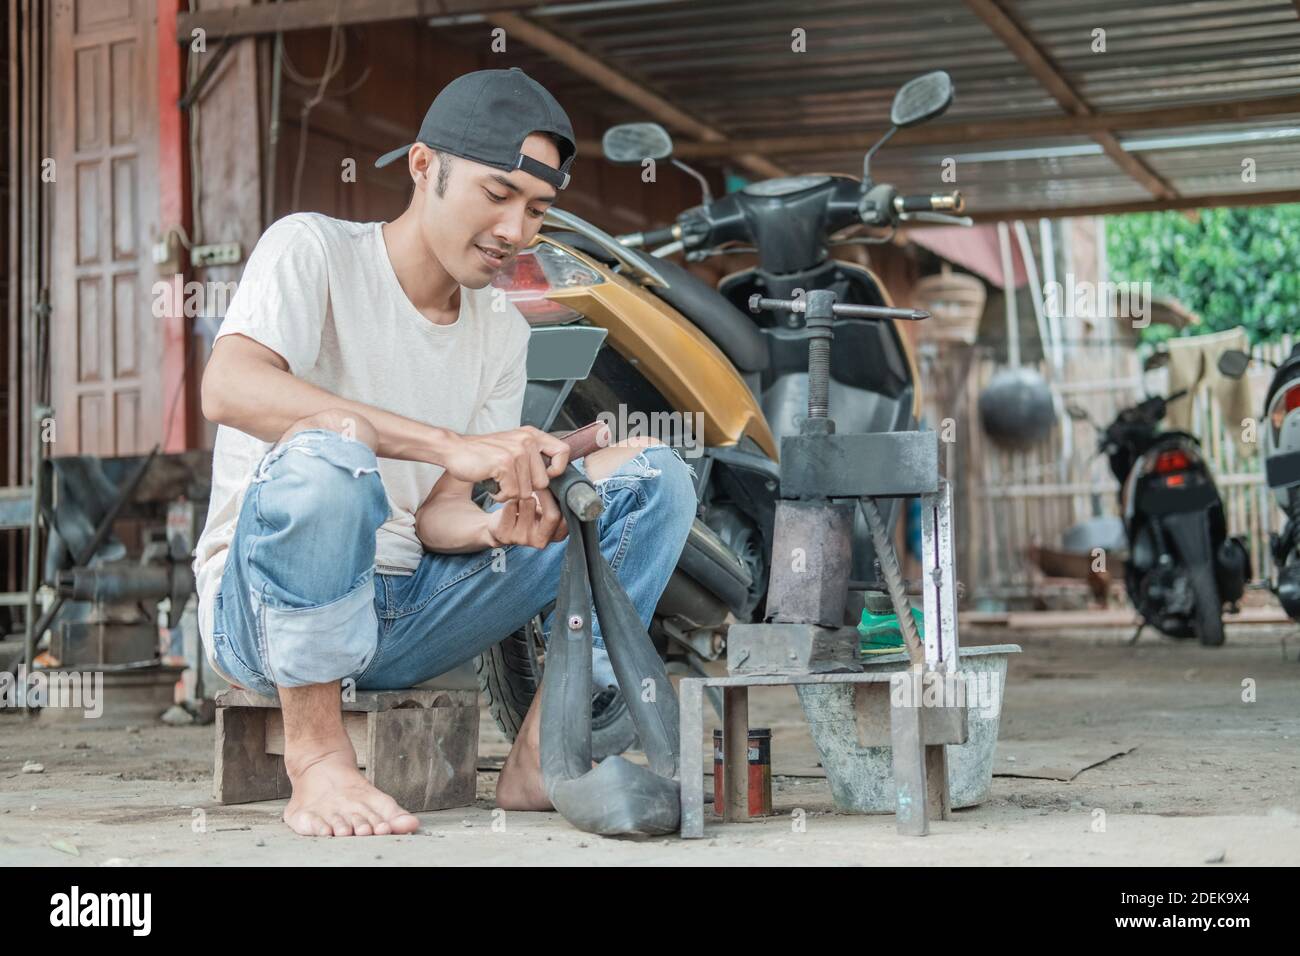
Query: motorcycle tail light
1153 449 1191 474
1270 384 1300 431
491 242 604 323
1165 474 1186 487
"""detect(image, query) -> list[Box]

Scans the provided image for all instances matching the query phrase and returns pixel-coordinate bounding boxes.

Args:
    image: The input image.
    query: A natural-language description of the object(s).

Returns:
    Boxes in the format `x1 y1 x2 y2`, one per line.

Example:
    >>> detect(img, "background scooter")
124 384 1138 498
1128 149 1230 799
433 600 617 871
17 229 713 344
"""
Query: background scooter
1069 354 1248 645
1219 346 1300 618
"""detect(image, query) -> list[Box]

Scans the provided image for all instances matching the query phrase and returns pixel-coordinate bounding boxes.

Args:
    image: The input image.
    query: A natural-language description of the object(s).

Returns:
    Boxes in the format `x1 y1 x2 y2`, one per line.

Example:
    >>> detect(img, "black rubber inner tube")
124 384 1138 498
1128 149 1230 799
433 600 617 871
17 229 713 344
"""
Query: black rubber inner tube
538 463 682 835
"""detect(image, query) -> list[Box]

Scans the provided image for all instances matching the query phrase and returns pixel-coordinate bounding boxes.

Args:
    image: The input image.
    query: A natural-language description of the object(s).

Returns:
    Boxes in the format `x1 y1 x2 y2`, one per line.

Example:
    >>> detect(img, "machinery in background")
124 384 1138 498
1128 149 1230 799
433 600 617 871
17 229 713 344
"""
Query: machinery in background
10 450 210 724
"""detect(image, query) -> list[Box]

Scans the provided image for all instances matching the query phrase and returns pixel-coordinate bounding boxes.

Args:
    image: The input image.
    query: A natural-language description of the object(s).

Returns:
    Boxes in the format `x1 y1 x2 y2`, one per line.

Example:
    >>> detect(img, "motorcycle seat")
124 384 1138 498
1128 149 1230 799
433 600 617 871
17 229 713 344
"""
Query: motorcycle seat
546 231 768 373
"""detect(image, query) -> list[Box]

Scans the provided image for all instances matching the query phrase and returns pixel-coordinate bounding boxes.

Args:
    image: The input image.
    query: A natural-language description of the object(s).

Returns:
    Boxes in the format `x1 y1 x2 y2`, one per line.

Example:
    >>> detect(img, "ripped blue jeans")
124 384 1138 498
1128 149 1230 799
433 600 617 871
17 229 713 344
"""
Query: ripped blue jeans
209 429 698 698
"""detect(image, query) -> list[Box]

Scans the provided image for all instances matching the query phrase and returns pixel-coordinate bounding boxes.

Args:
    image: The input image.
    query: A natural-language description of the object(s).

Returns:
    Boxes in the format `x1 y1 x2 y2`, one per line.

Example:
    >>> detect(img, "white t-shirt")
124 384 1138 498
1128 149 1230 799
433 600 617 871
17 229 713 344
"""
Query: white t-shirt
192 212 531 678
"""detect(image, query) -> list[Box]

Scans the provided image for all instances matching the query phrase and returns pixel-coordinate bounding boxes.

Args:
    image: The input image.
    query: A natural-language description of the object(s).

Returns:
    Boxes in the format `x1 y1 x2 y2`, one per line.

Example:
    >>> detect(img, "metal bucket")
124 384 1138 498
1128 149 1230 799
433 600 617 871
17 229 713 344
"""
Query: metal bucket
796 644 1020 811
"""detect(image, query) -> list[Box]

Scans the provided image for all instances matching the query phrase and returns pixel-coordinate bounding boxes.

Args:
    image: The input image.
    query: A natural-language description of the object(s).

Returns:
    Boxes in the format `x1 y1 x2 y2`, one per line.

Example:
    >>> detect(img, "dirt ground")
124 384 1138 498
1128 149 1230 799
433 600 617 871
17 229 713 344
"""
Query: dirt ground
2 626 1298 866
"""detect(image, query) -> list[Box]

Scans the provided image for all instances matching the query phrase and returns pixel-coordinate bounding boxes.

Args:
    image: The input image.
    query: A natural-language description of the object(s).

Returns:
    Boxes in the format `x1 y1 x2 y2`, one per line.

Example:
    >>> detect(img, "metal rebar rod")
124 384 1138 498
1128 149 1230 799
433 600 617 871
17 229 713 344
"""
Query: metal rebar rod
860 495 924 671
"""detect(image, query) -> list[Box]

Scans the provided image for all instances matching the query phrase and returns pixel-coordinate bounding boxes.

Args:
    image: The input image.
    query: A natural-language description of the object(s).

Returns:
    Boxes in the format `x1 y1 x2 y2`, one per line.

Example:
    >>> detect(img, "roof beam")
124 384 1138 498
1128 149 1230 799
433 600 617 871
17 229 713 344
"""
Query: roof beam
177 0 787 179
176 0 537 42
959 188 1300 224
963 0 1179 201
487 12 788 180
612 94 1300 160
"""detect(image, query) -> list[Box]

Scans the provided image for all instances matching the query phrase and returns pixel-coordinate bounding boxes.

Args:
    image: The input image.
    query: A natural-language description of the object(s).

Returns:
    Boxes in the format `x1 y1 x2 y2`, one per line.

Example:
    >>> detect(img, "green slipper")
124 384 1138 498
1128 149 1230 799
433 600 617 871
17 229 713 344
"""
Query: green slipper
858 598 925 657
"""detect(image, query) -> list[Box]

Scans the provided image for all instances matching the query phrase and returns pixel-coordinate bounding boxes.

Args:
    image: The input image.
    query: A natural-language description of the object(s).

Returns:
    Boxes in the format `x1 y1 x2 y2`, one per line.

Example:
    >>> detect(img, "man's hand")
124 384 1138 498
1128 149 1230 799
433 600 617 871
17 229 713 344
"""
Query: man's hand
486 488 568 549
441 426 571 502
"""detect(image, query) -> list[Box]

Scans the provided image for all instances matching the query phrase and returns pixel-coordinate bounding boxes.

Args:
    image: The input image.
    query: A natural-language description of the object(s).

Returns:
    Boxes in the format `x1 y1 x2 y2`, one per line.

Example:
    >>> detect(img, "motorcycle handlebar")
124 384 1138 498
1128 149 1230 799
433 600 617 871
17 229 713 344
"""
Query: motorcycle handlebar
893 191 965 215
748 294 930 321
622 182 969 259
638 225 678 248
619 224 679 249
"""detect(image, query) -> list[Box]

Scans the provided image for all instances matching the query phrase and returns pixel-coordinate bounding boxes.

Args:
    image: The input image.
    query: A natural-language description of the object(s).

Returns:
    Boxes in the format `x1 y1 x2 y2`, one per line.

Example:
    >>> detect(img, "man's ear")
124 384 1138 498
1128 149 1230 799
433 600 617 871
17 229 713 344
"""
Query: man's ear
407 143 435 191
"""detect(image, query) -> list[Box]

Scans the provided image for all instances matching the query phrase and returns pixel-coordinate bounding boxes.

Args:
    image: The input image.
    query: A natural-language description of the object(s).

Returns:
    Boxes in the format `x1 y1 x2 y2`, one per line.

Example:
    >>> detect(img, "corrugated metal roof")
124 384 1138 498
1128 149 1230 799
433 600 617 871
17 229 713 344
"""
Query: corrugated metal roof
1021 0 1300 109
439 0 1300 215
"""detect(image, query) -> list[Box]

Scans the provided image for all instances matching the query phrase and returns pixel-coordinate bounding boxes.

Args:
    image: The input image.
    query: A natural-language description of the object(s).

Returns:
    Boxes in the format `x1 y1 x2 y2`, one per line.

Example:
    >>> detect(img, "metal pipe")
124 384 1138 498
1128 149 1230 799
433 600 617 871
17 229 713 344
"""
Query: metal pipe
1038 218 1063 371
264 21 284 224
56 564 176 603
997 222 1021 368
1014 219 1052 373
1040 218 1072 477
22 401 47 704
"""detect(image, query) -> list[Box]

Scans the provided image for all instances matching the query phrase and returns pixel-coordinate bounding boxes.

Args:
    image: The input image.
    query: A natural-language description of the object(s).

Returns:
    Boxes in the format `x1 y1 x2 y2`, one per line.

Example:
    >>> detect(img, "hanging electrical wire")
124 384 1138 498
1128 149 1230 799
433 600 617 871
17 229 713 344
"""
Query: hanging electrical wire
282 23 372 210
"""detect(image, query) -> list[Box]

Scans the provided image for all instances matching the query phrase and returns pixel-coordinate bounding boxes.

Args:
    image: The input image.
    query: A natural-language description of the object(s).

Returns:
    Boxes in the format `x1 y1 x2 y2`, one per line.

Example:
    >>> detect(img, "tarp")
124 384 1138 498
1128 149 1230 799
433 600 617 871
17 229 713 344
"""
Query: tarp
906 225 1029 290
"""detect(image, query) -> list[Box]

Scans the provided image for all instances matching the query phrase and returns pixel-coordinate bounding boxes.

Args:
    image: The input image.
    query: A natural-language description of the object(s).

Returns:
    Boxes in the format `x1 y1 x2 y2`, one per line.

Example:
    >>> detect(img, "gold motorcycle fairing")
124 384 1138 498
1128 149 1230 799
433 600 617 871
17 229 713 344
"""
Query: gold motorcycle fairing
534 233 778 460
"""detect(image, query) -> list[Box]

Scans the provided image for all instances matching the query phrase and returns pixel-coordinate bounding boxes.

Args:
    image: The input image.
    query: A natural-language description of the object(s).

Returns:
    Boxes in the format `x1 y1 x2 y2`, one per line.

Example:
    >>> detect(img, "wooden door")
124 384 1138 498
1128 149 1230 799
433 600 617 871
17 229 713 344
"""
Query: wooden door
49 0 160 455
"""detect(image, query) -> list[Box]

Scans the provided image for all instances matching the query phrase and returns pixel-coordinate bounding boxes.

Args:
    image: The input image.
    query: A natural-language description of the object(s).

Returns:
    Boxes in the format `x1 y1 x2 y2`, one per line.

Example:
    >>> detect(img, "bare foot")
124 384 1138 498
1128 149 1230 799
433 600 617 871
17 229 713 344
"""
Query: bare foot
496 691 553 810
283 744 422 837
496 684 608 810
496 747 553 810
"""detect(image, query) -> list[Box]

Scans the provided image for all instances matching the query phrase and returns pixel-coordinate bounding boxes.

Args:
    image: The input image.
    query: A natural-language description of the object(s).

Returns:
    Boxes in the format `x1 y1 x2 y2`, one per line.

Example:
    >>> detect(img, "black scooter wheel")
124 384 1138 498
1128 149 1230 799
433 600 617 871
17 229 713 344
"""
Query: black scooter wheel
475 617 639 760
1192 568 1226 647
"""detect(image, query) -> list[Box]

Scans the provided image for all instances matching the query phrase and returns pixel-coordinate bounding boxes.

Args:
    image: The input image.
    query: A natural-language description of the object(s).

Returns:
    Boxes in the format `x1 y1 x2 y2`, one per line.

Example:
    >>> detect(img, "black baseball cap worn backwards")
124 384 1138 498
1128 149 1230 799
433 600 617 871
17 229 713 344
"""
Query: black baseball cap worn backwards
375 67 576 190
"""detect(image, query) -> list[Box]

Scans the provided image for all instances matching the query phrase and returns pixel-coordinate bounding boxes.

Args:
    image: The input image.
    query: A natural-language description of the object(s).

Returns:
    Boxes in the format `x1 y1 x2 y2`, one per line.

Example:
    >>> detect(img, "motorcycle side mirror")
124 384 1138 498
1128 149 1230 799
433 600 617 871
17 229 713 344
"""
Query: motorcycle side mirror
1142 351 1171 371
890 71 954 128
1217 349 1251 379
602 123 674 165
863 71 956 187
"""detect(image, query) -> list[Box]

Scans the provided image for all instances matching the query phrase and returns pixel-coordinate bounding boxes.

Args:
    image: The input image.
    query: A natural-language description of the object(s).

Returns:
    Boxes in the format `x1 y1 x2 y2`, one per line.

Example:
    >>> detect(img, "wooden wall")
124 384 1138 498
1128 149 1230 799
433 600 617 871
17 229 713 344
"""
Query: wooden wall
2 0 11 488
188 0 265 452
269 21 715 238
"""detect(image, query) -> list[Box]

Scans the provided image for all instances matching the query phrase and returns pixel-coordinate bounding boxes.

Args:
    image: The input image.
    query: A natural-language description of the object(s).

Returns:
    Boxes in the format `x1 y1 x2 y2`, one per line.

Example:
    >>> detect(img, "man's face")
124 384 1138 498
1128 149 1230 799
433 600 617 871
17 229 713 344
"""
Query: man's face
412 132 560 289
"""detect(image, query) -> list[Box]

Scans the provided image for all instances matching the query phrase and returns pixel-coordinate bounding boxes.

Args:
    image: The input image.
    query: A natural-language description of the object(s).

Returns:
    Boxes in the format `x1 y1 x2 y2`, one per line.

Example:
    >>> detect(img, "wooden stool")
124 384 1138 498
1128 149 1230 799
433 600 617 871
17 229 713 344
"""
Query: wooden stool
214 685 479 812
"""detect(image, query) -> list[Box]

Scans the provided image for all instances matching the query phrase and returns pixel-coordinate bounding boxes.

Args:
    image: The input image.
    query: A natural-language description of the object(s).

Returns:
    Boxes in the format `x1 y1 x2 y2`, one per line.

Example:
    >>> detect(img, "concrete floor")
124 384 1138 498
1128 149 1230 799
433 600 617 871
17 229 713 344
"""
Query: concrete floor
2 628 1298 865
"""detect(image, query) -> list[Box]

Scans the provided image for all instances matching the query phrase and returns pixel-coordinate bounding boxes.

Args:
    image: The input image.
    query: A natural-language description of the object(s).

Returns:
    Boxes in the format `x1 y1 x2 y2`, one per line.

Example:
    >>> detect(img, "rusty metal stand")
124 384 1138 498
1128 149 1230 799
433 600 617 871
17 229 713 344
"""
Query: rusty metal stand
680 290 967 838
680 481 967 838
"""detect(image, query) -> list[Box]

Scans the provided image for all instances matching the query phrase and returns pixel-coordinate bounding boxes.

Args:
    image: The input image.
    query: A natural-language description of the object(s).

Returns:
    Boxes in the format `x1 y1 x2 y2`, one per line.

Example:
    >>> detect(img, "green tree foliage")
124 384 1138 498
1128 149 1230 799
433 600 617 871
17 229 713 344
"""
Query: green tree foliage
1106 205 1300 343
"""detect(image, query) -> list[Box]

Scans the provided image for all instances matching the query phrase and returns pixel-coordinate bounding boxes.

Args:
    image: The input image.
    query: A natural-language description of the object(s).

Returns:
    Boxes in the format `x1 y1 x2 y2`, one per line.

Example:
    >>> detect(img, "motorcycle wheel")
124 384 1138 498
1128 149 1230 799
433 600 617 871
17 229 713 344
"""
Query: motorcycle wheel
1192 568 1226 647
476 615 640 760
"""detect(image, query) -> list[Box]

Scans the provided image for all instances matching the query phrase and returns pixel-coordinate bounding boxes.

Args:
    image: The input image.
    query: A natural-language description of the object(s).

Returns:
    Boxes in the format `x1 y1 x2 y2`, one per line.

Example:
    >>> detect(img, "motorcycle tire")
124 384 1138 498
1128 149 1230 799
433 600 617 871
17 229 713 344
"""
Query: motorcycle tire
475 616 639 760
1192 567 1226 647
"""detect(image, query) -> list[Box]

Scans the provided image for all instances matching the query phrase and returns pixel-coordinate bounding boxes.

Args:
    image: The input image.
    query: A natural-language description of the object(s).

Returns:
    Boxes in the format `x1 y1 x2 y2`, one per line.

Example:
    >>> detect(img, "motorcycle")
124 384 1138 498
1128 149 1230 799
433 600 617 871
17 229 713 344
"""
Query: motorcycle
476 71 968 754
1068 354 1248 646
1218 346 1300 618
